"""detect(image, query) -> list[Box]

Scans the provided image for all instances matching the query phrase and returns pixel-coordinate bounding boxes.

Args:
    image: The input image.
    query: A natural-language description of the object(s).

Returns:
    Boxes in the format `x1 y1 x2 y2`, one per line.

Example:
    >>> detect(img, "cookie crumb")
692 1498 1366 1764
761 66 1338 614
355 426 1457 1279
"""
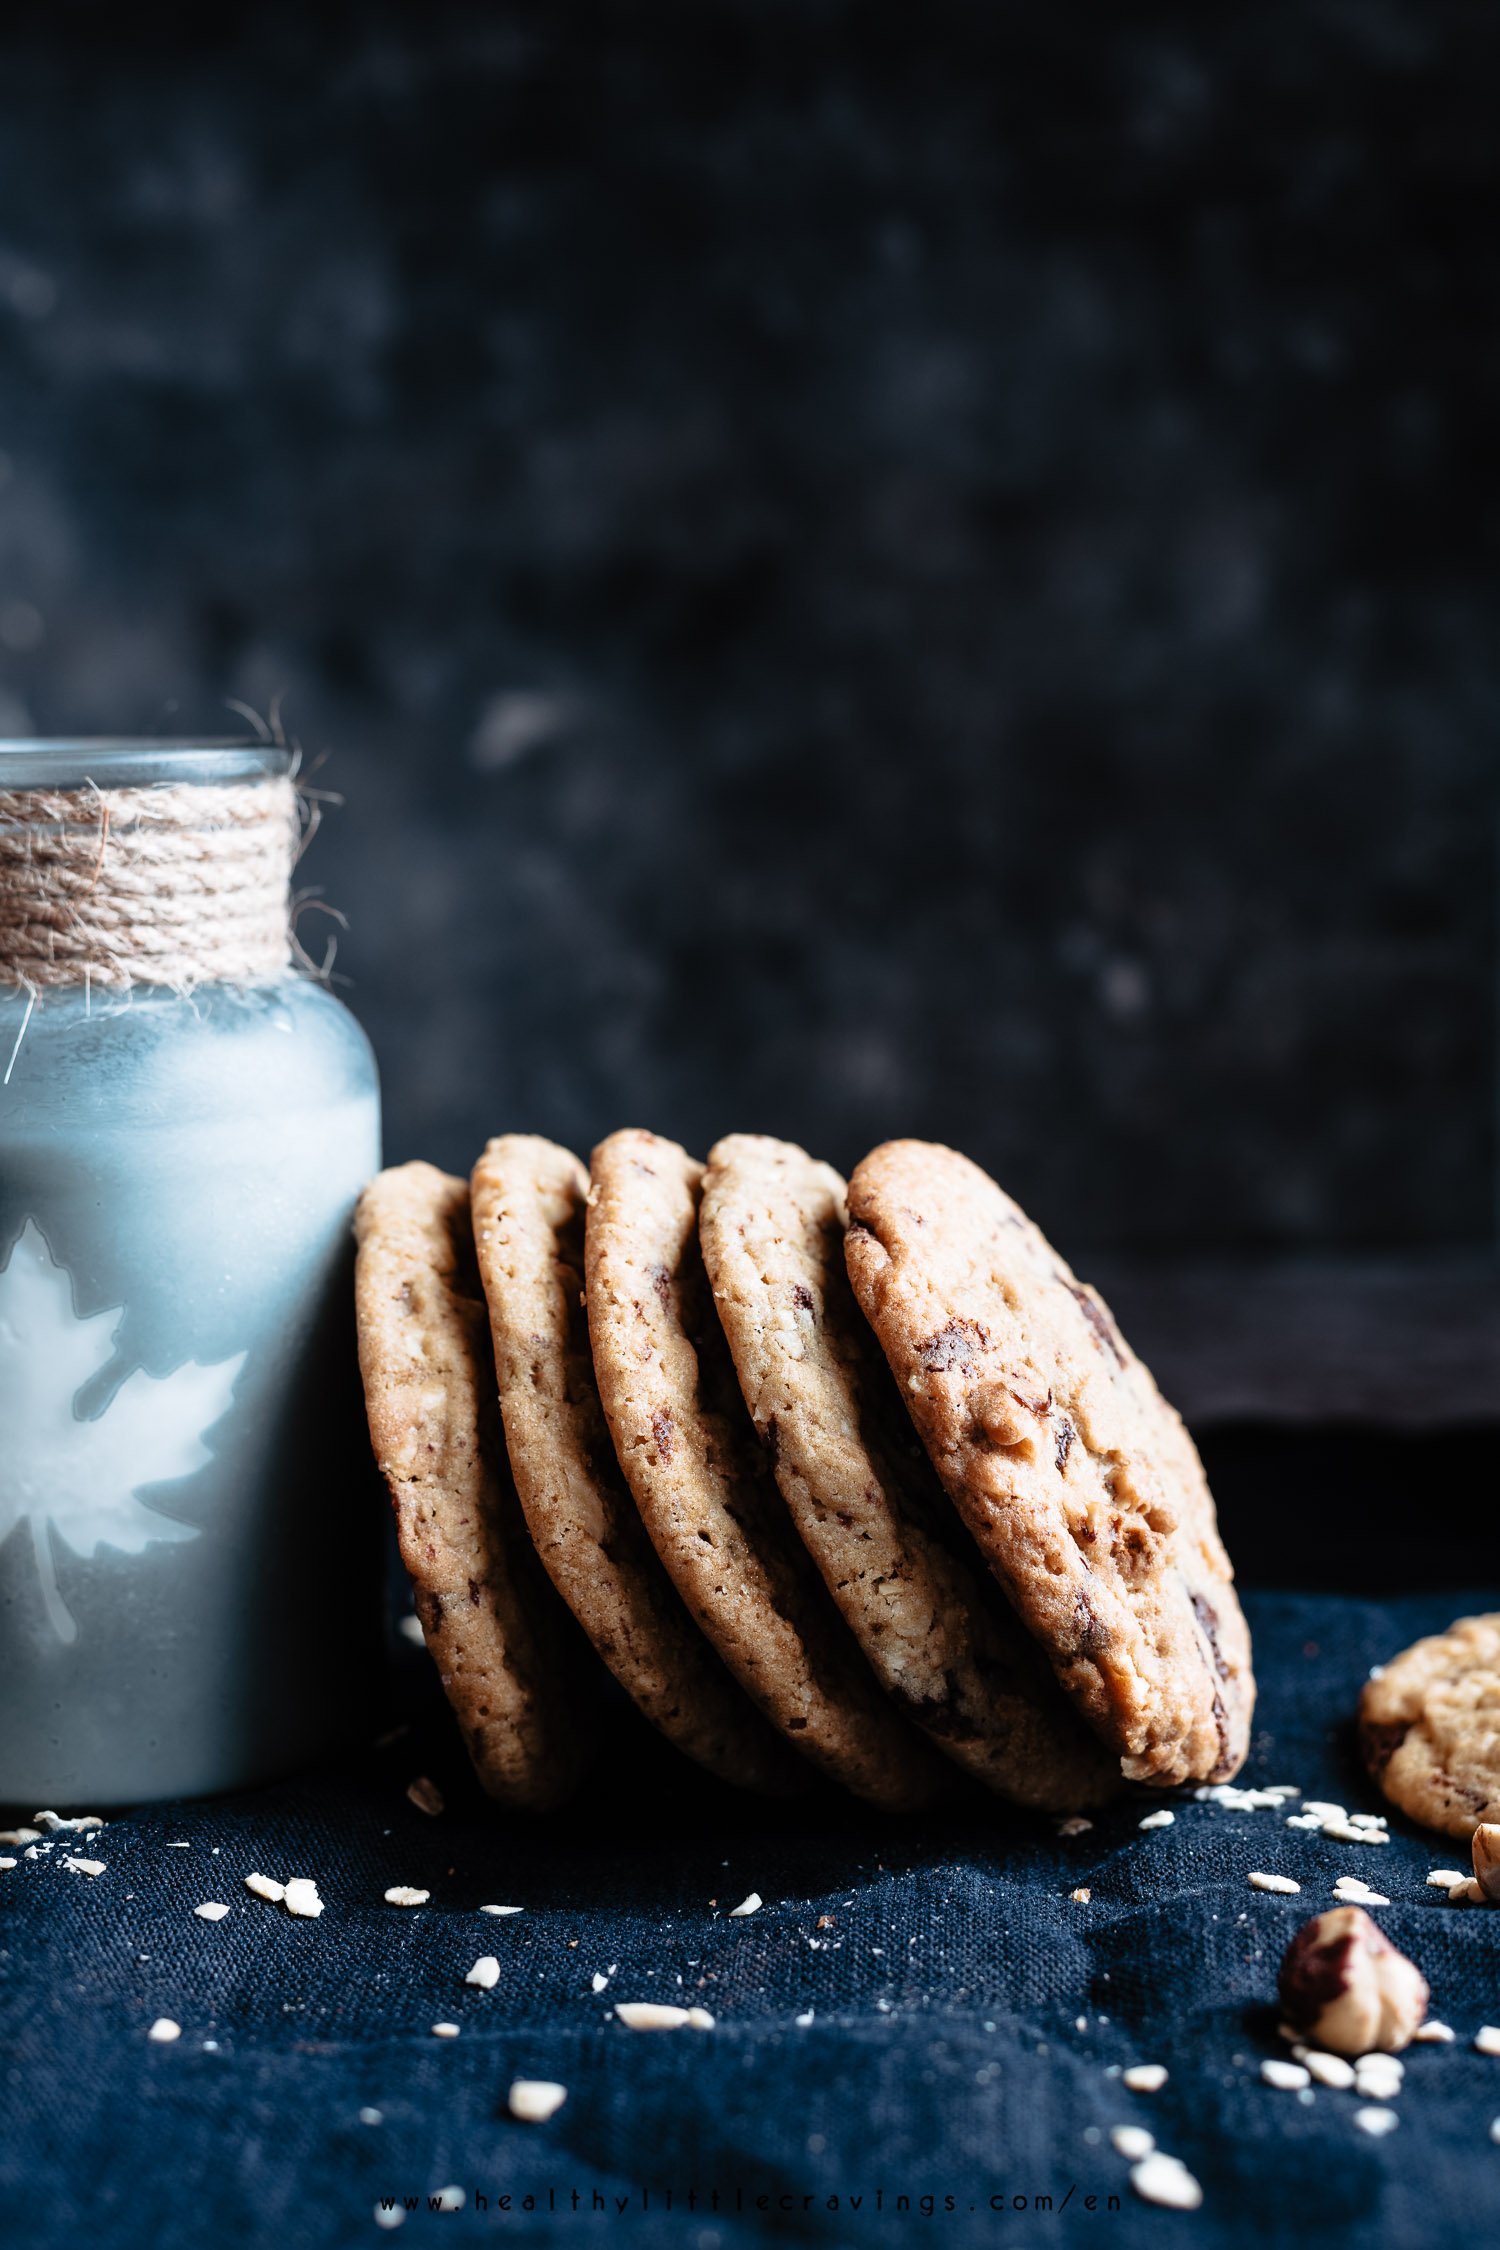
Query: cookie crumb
728 1892 762 1918
1070 1886 1092 1904
508 2079 567 2122
406 1777 444 1817
193 1902 230 1922
147 2019 182 2043
1110 2126 1154 2160
465 1956 500 1989
1129 2153 1201 2210
1249 1872 1300 1894
384 1887 430 1907
1122 2064 1167 2093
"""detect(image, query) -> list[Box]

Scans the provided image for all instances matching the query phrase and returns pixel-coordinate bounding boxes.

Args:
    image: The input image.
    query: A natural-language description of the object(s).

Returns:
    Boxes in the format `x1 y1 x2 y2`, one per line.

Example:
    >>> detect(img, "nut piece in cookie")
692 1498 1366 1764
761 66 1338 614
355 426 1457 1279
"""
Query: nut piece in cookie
470 1134 803 1796
1278 1907 1429 2055
354 1162 585 1811
1359 1613 1500 1841
844 1139 1254 1788
699 1132 1119 1811
585 1128 943 1809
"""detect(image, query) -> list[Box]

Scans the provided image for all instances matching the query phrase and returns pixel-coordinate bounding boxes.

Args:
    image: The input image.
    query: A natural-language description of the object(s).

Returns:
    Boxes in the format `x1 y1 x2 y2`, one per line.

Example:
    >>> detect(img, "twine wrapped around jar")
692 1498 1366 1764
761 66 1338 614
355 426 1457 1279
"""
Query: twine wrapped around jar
0 775 300 992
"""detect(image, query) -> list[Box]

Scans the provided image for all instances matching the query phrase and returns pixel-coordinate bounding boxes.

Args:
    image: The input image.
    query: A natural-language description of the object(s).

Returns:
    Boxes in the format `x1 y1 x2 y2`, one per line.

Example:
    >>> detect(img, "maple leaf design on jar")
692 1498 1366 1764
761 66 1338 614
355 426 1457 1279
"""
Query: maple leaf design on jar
0 1219 245 1643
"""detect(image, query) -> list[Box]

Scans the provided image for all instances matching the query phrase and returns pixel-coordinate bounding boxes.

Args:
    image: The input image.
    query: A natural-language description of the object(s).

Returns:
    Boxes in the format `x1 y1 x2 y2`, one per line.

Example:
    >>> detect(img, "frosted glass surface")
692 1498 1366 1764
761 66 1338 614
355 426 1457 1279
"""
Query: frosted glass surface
0 977 383 1803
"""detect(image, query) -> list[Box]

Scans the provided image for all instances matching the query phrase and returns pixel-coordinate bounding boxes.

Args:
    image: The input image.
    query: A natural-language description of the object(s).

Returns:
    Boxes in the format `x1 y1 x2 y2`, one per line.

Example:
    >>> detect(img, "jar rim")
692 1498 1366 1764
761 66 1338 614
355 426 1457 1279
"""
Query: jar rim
0 739 293 789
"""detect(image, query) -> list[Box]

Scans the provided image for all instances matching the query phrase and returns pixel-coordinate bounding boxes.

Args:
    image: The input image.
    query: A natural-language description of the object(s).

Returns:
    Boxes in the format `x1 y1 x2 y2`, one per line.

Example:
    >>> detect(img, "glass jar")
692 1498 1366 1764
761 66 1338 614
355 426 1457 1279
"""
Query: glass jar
0 742 383 1806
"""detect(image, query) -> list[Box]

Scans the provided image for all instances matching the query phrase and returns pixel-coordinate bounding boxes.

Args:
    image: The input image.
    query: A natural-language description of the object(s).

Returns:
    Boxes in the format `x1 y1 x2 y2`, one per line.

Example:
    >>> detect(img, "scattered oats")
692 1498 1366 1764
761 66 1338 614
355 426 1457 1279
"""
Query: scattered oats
591 1973 609 1993
397 1615 425 1647
1333 1878 1390 1908
728 1892 762 1917
1071 1887 1092 1903
686 2007 716 2030
431 2023 460 2038
1286 1813 1325 1831
1429 1870 1469 1889
0 1858 14 1872
406 1777 443 1817
194 1902 231 1923
1076 2016 1088 2033
1491 2118 1500 2145
0 1828 41 1846
1304 2052 1357 2090
479 1904 523 1917
384 1887 430 1908
63 1857 106 1877
1354 2107 1398 2137
614 2003 692 2030
1354 2056 1404 2102
1130 2153 1202 2211
1450 1879 1486 1905
1057 1817 1093 1837
1476 2027 1500 2057
245 1873 285 1903
283 1878 324 1920
1348 1814 1387 1831
1265 1785 1302 1800
33 1810 105 1833
1249 1872 1301 1894
1138 1810 1174 1831
1413 2021 1454 2044
1122 2065 1168 2093
1111 2126 1155 2160
795 2009 815 2027
1321 1821 1389 1847
465 1956 500 1990
1303 1802 1346 1823
373 2207 405 2231
202 2040 219 2052
164 1842 191 1850
360 2108 383 2126
147 2019 181 2044
1262 2059 1311 2091
433 2188 464 2213
508 2079 567 2123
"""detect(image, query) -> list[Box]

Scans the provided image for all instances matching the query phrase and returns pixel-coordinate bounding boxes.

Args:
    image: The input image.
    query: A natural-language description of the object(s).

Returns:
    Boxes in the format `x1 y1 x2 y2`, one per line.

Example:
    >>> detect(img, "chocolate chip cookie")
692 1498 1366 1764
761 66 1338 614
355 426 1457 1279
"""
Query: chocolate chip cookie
1360 1613 1500 1839
585 1128 943 1809
355 1161 585 1811
470 1134 802 1794
845 1140 1253 1787
700 1133 1120 1810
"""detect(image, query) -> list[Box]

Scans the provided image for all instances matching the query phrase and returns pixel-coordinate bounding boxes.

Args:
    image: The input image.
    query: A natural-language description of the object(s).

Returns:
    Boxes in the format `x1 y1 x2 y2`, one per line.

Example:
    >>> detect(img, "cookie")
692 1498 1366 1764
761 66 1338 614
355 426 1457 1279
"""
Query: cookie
699 1134 1120 1810
354 1161 585 1811
1360 1613 1500 1839
845 1140 1253 1787
585 1128 943 1809
470 1134 803 1794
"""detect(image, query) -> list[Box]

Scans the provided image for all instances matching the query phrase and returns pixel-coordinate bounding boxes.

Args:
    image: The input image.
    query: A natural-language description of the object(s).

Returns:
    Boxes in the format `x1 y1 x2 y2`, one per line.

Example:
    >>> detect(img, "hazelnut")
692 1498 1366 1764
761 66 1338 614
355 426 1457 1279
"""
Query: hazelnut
1473 1823 1500 1904
1277 1907 1429 2055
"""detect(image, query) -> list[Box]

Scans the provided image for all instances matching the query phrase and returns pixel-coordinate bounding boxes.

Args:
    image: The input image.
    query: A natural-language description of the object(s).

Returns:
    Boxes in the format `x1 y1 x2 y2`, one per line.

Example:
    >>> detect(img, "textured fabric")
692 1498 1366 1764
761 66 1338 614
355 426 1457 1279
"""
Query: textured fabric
5 1591 1499 2249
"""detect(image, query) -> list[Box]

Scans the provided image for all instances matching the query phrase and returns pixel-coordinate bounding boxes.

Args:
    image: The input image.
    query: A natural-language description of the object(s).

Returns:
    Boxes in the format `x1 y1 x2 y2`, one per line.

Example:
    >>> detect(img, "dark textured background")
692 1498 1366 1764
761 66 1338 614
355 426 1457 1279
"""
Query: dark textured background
0 3 1495 1269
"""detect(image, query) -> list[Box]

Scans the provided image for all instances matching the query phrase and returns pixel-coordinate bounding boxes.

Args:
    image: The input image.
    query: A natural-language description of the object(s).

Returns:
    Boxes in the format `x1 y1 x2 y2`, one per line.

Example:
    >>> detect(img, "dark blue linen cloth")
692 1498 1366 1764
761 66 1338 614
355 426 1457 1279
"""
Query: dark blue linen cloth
5 1590 1498 2250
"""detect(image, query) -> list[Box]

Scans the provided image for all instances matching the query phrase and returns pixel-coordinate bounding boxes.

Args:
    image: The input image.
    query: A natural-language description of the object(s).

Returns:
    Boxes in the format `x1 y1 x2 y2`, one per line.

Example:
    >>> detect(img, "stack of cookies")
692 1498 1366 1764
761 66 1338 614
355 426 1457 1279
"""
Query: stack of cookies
354 1131 1255 1815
